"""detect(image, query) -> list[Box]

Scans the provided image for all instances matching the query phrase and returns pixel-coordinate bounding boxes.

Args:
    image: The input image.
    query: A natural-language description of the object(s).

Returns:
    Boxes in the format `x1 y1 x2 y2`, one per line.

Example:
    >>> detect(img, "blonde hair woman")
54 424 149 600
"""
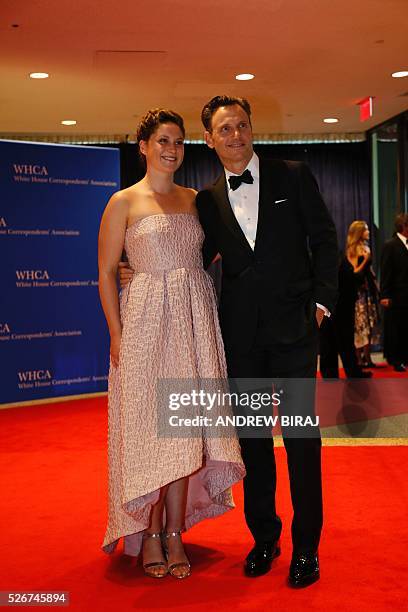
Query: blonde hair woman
346 220 379 367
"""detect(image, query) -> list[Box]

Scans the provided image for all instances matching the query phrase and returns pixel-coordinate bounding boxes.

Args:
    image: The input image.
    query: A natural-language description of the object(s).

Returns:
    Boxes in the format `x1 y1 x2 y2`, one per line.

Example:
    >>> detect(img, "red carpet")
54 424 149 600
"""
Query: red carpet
0 397 406 611
317 361 408 380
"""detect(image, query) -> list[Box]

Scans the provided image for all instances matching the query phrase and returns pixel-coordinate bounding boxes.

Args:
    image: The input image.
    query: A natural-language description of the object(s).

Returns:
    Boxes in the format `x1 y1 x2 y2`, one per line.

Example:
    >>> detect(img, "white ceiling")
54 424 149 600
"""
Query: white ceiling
1 0 407 140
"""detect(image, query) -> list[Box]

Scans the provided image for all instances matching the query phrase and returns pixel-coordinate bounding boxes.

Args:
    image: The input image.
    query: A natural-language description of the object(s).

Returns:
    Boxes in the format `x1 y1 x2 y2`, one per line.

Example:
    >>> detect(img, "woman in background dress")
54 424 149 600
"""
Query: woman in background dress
346 220 379 367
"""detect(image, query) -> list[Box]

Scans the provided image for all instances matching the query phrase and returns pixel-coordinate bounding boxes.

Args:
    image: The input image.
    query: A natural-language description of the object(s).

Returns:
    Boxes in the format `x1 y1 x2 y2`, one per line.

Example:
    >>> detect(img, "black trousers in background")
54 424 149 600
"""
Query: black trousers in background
319 306 361 378
383 306 408 365
225 326 322 555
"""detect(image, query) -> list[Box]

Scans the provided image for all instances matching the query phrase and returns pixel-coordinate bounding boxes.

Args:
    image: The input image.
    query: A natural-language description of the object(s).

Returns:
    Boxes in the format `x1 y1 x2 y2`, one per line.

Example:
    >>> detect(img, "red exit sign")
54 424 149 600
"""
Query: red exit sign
357 97 374 121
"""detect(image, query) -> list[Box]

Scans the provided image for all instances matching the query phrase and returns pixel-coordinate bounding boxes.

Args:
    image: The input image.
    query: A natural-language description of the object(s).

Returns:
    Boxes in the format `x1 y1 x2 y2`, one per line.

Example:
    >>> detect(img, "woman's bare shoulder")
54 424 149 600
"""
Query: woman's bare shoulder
175 185 198 212
176 185 197 197
115 182 146 201
105 183 147 216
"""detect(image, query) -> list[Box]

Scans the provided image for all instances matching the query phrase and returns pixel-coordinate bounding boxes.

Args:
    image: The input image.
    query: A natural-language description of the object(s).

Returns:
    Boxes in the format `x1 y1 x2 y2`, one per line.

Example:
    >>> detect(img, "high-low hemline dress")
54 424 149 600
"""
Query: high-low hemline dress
102 213 245 557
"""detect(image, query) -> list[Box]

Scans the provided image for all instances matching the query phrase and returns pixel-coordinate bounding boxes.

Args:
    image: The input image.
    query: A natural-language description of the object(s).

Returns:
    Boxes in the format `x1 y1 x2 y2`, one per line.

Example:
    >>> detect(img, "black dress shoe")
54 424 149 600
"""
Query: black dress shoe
288 553 319 587
244 541 280 577
362 361 377 368
347 370 372 378
393 364 406 372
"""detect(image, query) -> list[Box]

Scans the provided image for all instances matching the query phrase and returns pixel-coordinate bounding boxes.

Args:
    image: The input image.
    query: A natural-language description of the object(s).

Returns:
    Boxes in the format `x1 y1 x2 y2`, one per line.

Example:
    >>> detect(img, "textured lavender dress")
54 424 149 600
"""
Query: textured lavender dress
102 213 245 556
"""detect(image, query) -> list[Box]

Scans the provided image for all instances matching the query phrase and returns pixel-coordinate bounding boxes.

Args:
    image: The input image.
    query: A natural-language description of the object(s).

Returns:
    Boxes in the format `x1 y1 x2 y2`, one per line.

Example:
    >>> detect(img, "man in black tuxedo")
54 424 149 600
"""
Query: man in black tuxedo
380 213 408 371
197 96 338 587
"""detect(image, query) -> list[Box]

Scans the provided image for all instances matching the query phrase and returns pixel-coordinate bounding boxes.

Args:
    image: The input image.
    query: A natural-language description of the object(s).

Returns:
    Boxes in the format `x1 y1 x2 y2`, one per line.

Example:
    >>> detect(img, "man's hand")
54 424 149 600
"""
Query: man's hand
118 261 134 289
315 307 325 327
380 298 392 308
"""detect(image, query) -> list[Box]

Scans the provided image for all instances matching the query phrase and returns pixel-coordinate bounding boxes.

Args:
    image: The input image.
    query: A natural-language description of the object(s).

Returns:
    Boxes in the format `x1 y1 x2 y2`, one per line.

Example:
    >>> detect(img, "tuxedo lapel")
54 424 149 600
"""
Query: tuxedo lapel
395 236 408 258
254 159 285 250
212 173 254 256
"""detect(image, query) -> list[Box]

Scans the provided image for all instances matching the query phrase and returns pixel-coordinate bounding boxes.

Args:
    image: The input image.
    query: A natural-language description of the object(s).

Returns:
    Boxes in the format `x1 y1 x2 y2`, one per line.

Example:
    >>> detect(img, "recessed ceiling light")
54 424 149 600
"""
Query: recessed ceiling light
29 72 49 79
61 120 77 126
235 73 255 81
392 70 408 78
323 118 339 124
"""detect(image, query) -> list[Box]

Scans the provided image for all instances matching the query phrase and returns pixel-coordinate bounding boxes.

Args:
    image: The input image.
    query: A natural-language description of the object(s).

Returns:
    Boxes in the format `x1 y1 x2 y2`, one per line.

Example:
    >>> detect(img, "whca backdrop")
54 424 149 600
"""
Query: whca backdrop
0 140 120 406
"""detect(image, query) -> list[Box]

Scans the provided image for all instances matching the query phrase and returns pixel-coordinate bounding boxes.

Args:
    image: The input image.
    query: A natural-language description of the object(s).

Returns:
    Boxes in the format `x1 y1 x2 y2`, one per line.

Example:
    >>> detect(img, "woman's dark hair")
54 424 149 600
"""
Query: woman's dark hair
136 108 185 157
201 95 252 131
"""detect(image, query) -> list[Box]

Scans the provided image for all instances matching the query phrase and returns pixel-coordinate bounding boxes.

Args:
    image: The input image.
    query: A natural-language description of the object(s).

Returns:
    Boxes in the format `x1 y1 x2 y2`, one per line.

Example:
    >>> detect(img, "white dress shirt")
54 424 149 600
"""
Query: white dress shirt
224 152 329 317
397 232 408 250
225 153 259 250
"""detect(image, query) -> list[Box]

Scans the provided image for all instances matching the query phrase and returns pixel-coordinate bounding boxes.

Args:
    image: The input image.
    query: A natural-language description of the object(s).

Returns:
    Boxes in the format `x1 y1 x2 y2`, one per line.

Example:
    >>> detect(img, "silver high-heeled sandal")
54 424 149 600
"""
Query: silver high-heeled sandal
142 531 168 578
164 530 191 579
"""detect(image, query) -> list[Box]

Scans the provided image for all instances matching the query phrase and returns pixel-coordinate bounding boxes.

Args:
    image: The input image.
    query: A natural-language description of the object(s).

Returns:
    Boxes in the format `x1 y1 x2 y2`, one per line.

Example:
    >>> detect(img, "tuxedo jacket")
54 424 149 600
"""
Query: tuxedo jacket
196 158 338 352
380 236 408 308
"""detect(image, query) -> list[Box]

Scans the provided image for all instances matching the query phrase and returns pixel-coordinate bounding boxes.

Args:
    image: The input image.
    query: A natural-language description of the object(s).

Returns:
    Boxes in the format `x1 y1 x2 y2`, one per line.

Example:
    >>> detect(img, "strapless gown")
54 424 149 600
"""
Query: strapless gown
102 213 245 556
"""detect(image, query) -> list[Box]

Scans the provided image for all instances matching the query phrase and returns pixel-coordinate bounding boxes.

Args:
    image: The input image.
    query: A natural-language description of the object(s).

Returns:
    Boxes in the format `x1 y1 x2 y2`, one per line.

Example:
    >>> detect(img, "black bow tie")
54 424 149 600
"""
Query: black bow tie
228 169 254 191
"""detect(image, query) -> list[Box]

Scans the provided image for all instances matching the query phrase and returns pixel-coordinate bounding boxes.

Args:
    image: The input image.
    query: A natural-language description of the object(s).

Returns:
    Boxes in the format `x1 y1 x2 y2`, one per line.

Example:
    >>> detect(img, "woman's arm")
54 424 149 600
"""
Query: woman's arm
98 192 128 367
347 249 370 274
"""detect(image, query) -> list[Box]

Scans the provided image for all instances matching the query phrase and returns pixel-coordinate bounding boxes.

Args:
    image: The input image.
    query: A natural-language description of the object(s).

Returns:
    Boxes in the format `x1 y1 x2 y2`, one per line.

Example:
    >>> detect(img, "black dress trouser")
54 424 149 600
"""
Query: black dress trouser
319 306 361 377
225 326 322 555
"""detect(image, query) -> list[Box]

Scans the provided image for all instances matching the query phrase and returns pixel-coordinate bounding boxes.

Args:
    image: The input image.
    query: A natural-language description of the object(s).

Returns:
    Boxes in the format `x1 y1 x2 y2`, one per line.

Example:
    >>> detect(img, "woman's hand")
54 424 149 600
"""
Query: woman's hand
362 248 371 262
110 333 122 368
315 307 325 327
